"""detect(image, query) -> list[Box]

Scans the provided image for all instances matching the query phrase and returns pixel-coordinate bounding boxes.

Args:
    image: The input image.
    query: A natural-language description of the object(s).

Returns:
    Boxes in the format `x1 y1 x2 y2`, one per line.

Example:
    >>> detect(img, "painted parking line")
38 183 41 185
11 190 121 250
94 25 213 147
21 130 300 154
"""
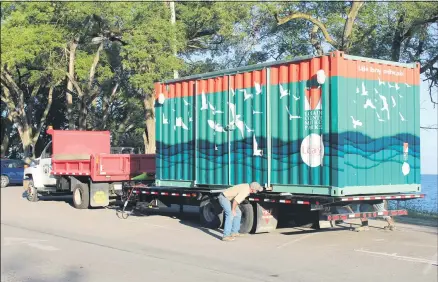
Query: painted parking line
355 249 437 265
3 237 59 251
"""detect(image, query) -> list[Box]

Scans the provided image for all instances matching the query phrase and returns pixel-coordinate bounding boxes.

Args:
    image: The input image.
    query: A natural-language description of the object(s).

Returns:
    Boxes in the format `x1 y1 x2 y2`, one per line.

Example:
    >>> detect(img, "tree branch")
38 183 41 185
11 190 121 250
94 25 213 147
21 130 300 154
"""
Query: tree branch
420 53 438 73
65 72 84 97
341 1 364 51
88 42 104 92
276 12 338 47
33 83 56 143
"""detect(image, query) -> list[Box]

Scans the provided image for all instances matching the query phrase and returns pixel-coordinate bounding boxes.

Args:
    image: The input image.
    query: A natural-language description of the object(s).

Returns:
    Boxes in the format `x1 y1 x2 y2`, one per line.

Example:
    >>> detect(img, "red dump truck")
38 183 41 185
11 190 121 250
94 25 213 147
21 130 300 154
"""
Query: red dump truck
23 128 155 208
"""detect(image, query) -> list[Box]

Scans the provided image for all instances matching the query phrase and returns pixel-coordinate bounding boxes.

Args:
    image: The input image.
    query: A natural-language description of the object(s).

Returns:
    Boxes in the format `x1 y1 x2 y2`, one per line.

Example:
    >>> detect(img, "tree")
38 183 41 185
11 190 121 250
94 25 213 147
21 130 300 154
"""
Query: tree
1 2 65 160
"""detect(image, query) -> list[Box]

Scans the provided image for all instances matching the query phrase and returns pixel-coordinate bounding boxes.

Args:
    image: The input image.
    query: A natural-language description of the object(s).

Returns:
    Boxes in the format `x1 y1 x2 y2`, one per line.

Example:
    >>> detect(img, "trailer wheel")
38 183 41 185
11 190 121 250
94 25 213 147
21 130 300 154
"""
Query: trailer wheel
73 183 90 209
26 180 38 202
239 202 254 234
200 197 223 229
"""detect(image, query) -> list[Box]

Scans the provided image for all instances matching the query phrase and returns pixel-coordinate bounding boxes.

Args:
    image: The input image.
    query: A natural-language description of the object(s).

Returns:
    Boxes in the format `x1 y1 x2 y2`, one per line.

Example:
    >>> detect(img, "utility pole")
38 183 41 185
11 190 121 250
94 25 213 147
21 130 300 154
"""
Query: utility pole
168 1 178 79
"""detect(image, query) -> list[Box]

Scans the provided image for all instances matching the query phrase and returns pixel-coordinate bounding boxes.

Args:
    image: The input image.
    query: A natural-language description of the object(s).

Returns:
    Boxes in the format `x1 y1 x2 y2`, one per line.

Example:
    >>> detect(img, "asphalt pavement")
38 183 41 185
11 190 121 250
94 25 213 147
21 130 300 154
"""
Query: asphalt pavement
1 186 437 282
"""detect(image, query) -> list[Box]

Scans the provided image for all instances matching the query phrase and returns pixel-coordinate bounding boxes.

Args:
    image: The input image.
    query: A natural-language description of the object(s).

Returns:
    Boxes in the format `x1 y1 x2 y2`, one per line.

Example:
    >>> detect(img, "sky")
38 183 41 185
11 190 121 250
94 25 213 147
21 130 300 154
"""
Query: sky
419 77 438 175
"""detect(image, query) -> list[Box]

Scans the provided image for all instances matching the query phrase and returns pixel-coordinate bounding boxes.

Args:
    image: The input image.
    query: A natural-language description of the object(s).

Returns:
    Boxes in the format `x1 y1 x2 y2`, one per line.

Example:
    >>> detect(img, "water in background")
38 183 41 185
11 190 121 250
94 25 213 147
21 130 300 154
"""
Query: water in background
389 174 437 214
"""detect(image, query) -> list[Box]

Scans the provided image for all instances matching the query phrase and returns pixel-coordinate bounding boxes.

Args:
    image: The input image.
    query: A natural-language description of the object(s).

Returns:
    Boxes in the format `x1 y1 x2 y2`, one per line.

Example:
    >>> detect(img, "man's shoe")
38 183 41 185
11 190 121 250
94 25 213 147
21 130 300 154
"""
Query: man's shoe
222 236 235 242
231 233 245 238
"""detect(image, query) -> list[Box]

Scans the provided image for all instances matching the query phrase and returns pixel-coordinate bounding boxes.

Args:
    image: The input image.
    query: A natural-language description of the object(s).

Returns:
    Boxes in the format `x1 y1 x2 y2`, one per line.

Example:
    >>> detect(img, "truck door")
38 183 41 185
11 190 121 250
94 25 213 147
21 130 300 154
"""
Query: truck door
40 142 57 186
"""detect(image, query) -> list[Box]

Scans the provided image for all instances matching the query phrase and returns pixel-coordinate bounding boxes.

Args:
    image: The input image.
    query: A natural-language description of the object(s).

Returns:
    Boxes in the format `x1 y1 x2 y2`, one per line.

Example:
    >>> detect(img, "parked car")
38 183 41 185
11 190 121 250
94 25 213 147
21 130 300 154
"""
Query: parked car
1 159 25 188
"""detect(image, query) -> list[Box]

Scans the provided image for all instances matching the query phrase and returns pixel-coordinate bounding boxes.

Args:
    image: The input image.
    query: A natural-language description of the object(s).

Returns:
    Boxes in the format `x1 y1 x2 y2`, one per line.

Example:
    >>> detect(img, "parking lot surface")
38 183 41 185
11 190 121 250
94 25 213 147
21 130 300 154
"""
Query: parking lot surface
1 186 437 282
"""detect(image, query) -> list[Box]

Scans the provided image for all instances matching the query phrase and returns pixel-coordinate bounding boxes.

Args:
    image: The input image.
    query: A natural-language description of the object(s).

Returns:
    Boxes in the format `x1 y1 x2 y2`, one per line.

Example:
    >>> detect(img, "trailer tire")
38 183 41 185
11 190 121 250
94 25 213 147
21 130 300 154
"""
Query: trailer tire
200 197 223 229
239 202 254 234
73 183 90 209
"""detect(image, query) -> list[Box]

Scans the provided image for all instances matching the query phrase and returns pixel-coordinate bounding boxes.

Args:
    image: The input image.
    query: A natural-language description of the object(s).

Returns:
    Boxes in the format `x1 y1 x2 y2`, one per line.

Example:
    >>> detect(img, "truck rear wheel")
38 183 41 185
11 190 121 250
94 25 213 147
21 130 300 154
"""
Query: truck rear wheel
200 196 223 229
26 180 38 202
73 183 90 209
239 202 254 234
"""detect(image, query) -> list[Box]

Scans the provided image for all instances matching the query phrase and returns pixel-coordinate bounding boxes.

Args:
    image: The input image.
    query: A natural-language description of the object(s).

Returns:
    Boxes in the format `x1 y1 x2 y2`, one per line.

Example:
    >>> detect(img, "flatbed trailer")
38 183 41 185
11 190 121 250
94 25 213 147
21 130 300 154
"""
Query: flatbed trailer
119 182 424 233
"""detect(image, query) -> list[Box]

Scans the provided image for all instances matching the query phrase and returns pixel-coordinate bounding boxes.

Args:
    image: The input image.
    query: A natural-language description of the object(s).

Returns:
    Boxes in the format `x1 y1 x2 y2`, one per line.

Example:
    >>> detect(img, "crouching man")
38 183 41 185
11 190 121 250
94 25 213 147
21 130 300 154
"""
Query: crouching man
218 182 263 241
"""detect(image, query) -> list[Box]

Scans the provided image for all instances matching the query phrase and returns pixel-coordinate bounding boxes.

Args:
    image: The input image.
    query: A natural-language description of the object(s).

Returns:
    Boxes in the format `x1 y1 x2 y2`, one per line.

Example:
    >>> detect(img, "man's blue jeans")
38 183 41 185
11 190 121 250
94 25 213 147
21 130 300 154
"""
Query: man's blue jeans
218 194 241 237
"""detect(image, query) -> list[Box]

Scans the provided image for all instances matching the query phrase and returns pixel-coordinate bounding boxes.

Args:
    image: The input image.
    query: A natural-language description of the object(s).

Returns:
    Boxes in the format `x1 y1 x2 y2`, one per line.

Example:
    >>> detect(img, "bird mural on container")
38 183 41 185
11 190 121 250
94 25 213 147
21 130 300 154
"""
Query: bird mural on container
240 89 253 101
399 112 407 122
255 82 262 95
285 106 301 120
279 84 290 99
364 99 376 109
379 94 390 120
391 96 397 107
174 117 189 130
253 135 263 156
207 120 225 133
163 113 169 124
378 77 385 86
200 90 209 111
245 124 255 133
228 102 245 138
361 82 368 96
209 102 224 115
350 116 363 128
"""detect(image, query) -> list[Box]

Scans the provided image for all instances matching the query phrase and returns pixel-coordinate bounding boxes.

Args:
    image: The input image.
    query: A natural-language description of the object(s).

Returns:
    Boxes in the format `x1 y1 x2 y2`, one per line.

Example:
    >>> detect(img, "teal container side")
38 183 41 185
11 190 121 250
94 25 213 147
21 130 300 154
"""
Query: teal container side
335 76 420 188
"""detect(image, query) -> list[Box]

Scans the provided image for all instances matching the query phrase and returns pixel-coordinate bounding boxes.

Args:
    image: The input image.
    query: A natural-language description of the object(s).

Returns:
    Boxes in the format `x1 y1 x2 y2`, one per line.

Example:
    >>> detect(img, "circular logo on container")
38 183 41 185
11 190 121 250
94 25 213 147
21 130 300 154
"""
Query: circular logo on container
300 134 324 167
402 162 410 176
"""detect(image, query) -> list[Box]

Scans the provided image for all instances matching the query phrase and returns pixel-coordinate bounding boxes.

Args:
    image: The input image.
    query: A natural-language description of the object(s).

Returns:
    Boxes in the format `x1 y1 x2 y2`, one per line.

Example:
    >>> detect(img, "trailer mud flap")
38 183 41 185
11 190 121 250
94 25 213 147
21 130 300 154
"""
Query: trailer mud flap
254 203 278 234
90 182 109 207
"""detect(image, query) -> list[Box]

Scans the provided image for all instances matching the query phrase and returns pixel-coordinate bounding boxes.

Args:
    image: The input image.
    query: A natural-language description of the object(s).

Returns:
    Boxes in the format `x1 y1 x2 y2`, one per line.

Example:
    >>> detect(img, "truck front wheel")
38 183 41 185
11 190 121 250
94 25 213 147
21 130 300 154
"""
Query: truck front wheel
200 196 223 229
26 180 38 202
73 183 90 209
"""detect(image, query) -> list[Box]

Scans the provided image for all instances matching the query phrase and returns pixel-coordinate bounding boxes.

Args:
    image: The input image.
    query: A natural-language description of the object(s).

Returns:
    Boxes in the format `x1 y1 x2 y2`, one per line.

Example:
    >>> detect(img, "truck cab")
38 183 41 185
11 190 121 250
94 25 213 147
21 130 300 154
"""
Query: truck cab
23 141 57 193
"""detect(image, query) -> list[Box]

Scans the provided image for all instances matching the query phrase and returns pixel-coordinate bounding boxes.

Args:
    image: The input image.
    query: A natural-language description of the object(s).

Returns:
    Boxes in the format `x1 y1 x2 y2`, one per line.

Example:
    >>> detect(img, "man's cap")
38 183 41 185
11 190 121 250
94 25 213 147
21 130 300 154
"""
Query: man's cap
250 182 263 192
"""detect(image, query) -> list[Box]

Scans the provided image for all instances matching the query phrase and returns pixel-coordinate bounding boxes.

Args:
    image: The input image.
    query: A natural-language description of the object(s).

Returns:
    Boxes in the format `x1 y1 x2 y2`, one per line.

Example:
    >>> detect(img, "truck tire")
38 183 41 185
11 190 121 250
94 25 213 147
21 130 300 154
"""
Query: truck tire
73 183 90 209
26 180 38 202
239 202 254 234
200 196 223 229
1 175 9 188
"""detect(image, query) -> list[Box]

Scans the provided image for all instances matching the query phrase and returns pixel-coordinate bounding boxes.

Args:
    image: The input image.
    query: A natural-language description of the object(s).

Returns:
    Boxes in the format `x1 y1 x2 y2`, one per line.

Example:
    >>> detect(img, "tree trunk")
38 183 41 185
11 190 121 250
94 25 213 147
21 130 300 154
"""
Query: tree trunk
67 39 78 129
0 114 13 158
143 96 156 154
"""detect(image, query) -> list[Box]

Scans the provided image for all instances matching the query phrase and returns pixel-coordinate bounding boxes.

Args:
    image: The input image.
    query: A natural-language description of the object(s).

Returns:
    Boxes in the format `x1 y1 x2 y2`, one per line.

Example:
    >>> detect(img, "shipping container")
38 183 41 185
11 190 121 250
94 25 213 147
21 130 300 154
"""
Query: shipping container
154 51 421 196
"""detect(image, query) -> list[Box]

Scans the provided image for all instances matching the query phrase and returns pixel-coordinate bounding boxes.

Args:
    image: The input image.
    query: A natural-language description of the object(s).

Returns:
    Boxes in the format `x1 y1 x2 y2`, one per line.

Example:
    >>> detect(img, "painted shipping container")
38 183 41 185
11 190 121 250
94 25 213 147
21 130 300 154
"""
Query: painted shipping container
154 51 421 196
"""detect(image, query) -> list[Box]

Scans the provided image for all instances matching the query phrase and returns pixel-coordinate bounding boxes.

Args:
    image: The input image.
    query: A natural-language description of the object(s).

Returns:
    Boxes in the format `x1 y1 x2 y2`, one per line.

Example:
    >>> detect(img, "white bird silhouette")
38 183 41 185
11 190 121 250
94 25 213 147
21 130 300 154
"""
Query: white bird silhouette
391 96 396 107
240 89 253 101
228 102 245 138
388 82 395 89
395 83 400 91
207 120 225 133
356 87 360 94
230 88 235 96
255 82 262 95
399 94 403 98
361 82 368 96
163 113 169 124
353 100 357 104
350 116 363 128
253 135 263 156
404 83 411 88
293 94 300 101
175 117 189 130
183 99 190 106
285 106 301 120
245 123 254 133
376 112 385 122
379 94 390 120
364 99 376 109
378 77 385 86
215 145 218 151
399 112 407 121
279 84 290 99
374 88 379 94
188 116 193 122
208 102 224 115
200 90 208 111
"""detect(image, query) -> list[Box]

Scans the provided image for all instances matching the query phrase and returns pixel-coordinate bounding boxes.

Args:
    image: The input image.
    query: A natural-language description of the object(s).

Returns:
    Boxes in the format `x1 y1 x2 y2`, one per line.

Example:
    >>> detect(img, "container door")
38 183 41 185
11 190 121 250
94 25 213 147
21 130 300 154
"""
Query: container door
227 70 268 186
195 77 230 186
